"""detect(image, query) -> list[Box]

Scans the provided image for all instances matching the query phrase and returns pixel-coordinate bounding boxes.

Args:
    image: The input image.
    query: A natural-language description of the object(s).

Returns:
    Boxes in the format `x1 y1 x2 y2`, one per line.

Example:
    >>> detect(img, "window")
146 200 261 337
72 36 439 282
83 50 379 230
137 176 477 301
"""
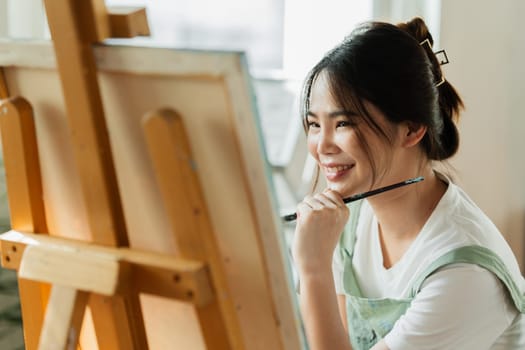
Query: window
106 0 285 72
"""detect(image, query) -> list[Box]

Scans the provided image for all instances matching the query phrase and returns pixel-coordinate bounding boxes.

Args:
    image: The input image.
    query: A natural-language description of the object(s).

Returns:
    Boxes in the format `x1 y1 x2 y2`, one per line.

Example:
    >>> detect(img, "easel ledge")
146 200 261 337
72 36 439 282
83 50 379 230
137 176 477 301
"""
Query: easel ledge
0 230 214 306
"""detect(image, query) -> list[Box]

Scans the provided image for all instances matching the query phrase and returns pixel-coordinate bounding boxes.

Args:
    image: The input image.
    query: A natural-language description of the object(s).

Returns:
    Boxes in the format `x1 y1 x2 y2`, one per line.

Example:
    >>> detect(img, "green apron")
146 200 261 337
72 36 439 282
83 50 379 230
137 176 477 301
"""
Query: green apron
338 200 525 350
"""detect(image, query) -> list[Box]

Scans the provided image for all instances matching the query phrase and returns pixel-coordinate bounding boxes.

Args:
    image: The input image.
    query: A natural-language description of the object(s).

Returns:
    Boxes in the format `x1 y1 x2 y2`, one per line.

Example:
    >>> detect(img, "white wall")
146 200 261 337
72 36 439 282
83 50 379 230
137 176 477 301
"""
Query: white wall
283 0 372 79
440 1 525 270
5 0 47 39
0 1 7 37
373 0 442 45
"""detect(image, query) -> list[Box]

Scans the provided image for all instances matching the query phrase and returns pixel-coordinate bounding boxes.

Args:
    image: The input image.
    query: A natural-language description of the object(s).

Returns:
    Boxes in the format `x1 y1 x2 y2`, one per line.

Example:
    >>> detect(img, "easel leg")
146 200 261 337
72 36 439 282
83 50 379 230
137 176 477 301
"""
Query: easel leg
0 96 49 350
89 293 148 350
38 286 88 350
17 279 49 350
41 1 150 347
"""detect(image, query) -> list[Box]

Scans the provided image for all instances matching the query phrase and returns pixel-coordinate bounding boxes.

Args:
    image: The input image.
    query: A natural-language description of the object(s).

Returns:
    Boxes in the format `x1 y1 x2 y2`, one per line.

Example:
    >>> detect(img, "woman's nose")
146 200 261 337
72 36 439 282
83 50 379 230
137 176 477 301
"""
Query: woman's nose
317 129 338 154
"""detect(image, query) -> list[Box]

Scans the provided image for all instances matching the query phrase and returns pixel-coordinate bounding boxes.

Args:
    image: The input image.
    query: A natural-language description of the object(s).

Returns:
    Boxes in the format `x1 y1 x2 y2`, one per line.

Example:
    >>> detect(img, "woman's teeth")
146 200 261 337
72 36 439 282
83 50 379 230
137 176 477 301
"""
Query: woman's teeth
325 165 351 174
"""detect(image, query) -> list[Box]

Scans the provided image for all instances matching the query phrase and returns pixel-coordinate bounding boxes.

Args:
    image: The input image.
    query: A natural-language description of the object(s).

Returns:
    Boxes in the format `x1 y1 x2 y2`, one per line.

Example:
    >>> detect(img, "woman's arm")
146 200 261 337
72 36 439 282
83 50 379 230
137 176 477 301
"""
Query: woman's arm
337 294 348 332
299 270 352 350
293 190 352 349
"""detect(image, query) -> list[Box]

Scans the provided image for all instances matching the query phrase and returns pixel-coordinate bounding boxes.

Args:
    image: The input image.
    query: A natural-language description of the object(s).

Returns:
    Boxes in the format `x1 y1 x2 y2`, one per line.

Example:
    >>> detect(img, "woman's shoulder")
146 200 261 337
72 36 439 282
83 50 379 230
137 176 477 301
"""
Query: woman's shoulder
385 263 520 349
424 179 501 245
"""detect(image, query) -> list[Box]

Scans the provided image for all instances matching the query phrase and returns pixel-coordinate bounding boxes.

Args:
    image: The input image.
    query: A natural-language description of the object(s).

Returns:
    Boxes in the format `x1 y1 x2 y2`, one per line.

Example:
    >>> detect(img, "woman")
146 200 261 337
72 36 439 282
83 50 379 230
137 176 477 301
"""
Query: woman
292 17 525 349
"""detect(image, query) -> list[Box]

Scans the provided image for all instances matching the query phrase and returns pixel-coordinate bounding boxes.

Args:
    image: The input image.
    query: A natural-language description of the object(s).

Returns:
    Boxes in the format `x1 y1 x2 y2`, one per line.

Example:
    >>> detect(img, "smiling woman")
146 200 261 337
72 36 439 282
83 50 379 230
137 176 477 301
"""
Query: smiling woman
291 16 525 350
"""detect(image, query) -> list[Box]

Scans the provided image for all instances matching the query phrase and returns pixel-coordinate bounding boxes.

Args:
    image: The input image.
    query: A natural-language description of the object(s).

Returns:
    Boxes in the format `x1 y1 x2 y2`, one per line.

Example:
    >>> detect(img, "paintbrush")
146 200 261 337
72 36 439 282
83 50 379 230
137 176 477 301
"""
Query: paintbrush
282 176 424 222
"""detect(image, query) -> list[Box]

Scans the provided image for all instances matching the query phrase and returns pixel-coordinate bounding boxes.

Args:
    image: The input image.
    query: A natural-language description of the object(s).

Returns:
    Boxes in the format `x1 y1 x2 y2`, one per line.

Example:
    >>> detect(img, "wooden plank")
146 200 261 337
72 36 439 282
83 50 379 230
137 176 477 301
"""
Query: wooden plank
88 294 143 350
0 230 214 306
143 109 236 350
225 57 305 349
0 67 8 99
0 41 236 77
76 0 111 43
19 244 121 296
108 7 150 38
0 95 49 350
0 235 26 269
42 0 148 348
38 286 88 350
18 279 49 350
132 262 213 306
0 97 47 232
42 0 127 247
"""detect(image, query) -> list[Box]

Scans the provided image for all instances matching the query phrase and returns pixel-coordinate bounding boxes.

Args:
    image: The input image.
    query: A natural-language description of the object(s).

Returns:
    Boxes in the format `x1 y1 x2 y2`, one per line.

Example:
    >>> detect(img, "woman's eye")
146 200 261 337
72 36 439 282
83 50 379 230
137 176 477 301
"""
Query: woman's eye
307 121 320 128
336 120 353 128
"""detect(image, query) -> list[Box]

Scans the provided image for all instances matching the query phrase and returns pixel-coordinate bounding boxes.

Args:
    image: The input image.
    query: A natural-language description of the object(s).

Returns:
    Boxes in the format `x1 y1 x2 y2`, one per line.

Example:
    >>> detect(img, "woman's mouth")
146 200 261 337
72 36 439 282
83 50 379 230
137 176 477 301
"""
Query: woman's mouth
322 164 354 181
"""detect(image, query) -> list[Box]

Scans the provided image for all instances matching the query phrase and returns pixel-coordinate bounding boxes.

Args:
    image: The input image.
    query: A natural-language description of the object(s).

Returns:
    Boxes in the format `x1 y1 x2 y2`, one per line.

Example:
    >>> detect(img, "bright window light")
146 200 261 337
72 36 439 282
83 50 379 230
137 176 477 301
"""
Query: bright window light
106 0 285 71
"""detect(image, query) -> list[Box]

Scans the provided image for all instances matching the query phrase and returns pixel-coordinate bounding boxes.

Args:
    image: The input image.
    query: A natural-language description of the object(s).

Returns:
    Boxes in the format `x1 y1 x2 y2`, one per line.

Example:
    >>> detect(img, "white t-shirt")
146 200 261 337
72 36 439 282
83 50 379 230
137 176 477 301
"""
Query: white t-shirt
333 176 525 349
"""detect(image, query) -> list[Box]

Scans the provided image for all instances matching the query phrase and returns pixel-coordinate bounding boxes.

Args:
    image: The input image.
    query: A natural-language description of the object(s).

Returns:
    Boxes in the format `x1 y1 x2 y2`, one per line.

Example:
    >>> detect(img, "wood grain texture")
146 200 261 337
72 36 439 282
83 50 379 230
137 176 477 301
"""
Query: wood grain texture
0 97 47 233
43 0 127 247
1 230 215 306
144 109 234 349
38 286 88 350
0 95 49 350
41 0 148 348
108 7 150 38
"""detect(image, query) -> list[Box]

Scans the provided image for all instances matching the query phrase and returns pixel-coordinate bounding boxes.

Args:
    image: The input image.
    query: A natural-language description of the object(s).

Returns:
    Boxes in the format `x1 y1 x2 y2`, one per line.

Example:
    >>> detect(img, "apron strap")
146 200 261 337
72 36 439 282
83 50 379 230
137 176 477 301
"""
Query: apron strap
408 245 525 312
340 200 363 256
338 200 364 297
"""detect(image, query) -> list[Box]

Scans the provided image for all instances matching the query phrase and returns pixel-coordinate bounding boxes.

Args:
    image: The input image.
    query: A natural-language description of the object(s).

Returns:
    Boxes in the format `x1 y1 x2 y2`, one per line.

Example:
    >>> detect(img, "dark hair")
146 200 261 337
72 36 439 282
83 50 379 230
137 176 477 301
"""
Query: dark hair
302 17 463 185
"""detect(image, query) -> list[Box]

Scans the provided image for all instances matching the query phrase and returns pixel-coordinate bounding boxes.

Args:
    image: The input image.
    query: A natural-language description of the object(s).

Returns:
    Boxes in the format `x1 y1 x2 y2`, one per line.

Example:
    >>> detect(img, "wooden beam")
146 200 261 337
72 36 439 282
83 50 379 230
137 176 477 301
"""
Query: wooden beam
143 109 238 350
0 68 8 99
42 0 148 347
0 97 47 233
108 7 150 38
19 244 122 296
38 286 88 350
17 279 50 350
42 0 127 247
0 230 214 306
0 95 49 350
76 0 111 43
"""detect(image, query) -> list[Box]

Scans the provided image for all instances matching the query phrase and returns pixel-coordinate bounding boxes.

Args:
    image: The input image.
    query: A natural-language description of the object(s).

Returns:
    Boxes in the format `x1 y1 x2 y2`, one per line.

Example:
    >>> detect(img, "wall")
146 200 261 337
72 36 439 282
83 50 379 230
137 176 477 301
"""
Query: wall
440 0 525 270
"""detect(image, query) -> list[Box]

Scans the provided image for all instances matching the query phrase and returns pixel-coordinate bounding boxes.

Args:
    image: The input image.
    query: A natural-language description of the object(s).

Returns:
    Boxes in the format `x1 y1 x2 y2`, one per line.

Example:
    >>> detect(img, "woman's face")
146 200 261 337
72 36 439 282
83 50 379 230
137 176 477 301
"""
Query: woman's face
306 72 396 197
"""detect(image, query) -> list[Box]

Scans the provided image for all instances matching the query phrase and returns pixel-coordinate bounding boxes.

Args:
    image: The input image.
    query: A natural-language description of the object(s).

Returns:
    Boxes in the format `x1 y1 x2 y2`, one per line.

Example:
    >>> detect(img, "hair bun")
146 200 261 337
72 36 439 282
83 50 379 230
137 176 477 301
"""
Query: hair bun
397 17 433 46
399 17 464 159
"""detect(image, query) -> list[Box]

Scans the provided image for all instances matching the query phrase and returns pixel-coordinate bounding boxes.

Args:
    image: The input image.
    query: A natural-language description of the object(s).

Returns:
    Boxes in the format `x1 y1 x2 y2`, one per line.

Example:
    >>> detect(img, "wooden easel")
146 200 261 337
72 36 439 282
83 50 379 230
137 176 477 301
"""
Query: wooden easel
0 1 304 349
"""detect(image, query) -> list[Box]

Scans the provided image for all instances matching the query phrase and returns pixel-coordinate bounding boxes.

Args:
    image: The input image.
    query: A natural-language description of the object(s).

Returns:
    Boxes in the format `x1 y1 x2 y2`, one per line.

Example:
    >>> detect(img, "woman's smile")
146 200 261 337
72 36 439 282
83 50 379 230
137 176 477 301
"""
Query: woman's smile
321 163 355 181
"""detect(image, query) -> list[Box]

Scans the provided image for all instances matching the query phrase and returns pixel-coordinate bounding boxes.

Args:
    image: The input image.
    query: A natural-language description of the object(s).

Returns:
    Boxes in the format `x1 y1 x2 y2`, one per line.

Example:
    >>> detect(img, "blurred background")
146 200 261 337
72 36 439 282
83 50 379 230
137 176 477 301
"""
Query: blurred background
0 0 524 348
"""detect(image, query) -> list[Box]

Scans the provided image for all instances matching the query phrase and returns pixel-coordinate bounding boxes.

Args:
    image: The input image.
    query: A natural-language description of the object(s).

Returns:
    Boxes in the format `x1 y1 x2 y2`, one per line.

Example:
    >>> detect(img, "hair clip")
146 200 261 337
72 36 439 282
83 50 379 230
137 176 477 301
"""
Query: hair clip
436 76 446 87
419 38 432 48
420 39 450 65
434 49 449 65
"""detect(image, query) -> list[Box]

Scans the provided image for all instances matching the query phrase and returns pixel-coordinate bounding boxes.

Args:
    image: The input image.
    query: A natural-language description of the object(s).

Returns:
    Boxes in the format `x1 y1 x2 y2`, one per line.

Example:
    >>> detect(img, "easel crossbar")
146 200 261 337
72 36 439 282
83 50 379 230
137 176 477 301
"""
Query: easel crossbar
0 230 214 306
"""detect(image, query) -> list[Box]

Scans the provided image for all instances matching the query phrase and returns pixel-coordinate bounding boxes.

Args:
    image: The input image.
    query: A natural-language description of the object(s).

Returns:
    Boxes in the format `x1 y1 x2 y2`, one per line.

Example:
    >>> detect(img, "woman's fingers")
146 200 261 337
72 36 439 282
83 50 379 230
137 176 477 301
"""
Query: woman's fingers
322 189 346 207
302 194 326 210
292 190 349 273
296 191 348 223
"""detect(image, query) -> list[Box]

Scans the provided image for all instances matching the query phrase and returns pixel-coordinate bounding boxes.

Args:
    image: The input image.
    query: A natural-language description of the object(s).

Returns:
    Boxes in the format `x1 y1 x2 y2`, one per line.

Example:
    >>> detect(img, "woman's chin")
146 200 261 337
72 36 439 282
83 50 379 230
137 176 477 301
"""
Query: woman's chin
327 184 352 197
327 181 370 199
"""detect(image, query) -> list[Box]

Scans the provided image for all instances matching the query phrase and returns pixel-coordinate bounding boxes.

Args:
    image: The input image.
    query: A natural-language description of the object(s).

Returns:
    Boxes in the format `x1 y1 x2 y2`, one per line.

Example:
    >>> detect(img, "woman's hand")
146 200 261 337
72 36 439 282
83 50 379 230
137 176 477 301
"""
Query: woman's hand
292 189 349 275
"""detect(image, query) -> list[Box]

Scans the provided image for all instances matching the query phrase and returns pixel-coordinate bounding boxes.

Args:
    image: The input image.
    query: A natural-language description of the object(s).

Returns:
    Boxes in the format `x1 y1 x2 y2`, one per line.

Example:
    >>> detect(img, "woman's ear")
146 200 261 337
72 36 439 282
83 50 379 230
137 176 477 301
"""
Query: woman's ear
401 122 427 148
